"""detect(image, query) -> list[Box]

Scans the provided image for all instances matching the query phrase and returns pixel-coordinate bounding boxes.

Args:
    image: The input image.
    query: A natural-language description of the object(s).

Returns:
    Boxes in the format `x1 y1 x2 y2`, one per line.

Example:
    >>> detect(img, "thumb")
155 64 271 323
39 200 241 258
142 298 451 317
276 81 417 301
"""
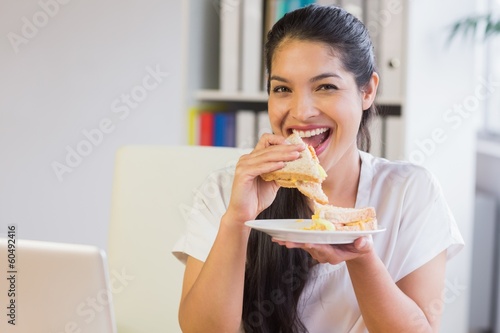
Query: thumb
355 236 373 252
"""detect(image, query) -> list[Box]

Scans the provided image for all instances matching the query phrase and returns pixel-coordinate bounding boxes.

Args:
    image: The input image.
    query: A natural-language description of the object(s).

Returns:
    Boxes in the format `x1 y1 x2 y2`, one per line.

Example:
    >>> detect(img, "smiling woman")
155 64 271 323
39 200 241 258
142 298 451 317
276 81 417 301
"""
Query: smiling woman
173 4 464 333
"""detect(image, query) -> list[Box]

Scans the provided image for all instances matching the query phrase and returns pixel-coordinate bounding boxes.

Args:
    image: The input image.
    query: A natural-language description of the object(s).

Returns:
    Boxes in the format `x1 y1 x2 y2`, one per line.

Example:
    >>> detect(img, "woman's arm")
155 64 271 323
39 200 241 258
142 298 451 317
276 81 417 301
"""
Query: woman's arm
346 245 447 333
276 238 447 333
178 134 305 333
178 214 251 333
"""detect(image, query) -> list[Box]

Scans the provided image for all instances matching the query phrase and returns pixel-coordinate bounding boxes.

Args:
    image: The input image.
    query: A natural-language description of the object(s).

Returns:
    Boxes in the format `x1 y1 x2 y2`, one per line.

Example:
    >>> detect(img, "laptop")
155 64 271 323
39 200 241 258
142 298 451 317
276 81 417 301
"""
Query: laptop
0 238 117 333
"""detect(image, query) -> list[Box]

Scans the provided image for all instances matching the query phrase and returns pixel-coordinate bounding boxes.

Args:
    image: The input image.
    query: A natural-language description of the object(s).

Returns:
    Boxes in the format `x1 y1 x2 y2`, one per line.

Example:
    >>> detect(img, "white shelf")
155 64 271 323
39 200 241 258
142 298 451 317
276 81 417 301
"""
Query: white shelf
196 89 268 102
376 96 403 106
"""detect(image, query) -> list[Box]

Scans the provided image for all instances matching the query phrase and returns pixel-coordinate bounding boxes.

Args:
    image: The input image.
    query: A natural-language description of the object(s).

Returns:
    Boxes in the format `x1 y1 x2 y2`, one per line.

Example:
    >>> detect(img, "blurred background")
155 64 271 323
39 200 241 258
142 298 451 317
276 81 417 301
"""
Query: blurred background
0 0 499 332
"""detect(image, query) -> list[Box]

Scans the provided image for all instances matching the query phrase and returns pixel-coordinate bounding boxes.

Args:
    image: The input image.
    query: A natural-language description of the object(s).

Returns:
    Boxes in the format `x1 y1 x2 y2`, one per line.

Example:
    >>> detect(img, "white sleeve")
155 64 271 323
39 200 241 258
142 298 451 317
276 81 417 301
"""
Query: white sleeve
387 168 464 282
172 168 233 264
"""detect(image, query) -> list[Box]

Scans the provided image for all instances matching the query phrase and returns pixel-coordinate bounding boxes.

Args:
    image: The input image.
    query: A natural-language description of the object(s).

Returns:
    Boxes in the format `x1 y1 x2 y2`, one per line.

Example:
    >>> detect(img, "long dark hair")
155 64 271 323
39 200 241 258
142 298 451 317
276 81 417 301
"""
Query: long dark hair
243 188 313 333
242 5 377 332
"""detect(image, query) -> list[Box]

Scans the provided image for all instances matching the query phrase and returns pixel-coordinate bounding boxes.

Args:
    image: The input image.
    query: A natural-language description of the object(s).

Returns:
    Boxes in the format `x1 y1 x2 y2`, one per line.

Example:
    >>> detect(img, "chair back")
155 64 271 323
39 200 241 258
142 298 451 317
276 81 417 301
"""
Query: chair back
107 145 245 333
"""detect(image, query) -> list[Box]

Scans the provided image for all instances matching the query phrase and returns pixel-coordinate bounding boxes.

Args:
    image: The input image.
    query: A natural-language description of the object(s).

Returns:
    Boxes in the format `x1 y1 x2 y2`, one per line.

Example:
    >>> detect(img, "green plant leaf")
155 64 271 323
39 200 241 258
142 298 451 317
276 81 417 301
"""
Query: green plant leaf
448 13 500 43
484 16 500 39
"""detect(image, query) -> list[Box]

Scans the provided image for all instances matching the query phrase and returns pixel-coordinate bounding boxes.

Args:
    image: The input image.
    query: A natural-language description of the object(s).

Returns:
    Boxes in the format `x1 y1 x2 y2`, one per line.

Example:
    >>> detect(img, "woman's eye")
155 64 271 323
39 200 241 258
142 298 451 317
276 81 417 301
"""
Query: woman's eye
272 86 291 93
317 84 338 91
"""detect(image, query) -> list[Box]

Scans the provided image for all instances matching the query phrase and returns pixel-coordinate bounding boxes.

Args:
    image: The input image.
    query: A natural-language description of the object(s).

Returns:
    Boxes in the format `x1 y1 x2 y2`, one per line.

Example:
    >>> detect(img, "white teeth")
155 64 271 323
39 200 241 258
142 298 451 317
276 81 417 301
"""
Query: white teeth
293 128 328 138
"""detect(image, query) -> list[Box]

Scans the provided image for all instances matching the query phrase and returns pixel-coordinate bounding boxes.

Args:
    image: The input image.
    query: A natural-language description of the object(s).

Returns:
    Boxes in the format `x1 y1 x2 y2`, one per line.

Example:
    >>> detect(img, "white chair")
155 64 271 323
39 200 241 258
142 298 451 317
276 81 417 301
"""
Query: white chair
107 145 245 333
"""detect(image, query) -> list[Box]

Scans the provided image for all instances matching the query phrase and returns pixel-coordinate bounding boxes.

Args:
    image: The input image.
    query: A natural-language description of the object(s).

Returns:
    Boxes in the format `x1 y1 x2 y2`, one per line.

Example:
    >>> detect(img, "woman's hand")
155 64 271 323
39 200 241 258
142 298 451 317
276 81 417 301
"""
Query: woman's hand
272 236 374 265
225 133 305 226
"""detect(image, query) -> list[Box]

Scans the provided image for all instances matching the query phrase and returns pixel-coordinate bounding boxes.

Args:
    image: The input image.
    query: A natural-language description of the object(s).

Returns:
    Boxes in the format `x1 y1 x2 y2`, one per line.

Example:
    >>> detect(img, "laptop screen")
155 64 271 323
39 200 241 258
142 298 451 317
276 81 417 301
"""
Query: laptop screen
0 238 117 333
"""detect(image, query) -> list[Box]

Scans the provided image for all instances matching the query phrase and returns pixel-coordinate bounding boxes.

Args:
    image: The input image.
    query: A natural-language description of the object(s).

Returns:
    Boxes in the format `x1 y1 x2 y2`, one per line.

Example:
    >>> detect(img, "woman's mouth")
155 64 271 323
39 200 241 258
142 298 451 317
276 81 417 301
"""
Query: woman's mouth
292 128 331 155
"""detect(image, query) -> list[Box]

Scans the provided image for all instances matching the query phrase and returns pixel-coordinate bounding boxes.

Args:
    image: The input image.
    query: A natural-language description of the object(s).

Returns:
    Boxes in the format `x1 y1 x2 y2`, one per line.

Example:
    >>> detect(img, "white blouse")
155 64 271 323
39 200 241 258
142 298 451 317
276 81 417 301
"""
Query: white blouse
173 151 464 333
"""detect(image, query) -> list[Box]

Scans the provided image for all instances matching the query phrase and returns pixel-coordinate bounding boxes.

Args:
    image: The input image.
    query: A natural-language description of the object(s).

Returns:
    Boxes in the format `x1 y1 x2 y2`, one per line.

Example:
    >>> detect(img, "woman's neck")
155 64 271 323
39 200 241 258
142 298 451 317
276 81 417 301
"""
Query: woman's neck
322 148 361 208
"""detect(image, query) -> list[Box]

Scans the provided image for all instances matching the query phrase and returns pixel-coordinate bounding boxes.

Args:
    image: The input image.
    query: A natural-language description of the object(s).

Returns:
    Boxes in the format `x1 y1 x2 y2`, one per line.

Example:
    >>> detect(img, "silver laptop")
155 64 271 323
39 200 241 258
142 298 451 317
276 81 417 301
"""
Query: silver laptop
0 238 117 333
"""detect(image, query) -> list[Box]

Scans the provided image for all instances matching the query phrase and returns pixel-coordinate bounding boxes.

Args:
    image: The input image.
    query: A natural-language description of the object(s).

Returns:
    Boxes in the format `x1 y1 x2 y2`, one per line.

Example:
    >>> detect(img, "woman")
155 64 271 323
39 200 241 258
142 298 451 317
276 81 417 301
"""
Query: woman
173 5 463 333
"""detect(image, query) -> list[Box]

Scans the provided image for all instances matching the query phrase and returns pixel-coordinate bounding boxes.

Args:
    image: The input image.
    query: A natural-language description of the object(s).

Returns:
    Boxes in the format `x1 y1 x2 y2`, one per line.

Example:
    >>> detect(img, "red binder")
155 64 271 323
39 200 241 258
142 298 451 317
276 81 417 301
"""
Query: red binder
199 112 214 146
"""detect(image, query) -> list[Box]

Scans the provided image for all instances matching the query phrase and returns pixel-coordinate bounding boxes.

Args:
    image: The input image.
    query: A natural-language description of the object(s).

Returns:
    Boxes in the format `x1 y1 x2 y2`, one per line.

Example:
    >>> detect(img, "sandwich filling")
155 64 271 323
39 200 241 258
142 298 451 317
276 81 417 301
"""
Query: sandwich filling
306 216 374 231
307 204 378 231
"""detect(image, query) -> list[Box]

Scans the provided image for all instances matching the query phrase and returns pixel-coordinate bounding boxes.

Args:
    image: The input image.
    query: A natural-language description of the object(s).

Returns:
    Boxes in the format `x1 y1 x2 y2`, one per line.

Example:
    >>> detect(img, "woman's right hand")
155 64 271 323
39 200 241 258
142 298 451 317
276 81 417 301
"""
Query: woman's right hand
224 133 305 226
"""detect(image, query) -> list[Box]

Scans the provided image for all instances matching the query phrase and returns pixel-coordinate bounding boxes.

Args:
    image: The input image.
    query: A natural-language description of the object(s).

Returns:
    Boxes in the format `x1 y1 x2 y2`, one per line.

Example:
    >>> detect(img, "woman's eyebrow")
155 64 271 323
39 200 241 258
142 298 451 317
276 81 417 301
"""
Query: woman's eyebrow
269 75 288 82
269 73 343 83
310 73 343 82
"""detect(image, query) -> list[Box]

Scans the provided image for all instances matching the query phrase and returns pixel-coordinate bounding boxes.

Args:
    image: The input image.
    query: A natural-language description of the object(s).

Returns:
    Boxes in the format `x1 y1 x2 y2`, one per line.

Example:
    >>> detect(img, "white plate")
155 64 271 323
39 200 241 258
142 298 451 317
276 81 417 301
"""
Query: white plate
245 219 385 244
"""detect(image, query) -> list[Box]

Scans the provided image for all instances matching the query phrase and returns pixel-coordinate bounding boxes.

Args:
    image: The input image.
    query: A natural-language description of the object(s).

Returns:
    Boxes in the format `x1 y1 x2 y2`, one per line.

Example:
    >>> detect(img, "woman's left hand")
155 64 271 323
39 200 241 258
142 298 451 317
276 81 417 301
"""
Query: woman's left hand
272 236 373 265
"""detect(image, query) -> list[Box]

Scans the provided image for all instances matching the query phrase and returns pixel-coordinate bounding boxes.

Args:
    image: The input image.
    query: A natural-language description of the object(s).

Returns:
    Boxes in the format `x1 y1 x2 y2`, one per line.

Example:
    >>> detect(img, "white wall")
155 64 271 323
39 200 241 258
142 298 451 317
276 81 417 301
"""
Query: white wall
0 0 185 250
404 0 478 331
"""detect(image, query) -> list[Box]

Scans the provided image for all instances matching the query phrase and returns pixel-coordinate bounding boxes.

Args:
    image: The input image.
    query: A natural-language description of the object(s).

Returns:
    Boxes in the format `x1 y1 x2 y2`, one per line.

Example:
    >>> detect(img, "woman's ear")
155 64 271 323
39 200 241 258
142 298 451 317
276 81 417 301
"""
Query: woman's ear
362 72 379 110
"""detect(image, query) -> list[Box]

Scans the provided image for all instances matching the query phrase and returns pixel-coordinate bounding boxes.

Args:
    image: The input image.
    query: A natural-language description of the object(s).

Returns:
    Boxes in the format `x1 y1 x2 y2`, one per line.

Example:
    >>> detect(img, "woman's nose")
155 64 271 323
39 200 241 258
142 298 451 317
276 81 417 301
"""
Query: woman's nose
290 92 319 121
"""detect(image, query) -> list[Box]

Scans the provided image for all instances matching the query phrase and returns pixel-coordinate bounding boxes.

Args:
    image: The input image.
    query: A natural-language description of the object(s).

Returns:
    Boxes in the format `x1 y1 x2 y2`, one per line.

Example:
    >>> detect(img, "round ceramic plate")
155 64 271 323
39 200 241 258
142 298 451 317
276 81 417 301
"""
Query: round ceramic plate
244 219 386 244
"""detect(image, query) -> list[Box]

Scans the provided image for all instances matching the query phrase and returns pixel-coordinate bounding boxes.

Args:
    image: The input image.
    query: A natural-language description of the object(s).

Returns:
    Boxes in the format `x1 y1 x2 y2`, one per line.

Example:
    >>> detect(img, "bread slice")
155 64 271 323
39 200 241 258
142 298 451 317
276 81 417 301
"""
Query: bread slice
309 204 378 231
295 181 329 205
271 179 329 204
260 132 328 204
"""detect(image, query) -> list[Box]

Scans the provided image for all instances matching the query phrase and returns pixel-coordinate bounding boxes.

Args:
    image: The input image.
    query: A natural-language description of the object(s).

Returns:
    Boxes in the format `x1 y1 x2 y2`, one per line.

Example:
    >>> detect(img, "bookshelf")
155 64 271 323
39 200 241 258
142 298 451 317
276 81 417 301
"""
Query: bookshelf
186 0 405 159
196 90 268 103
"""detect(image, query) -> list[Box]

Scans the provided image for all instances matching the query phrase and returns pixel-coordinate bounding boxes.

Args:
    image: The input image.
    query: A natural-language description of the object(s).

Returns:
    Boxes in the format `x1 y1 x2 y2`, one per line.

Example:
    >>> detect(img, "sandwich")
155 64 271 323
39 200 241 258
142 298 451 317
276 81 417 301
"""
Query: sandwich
260 132 329 204
308 203 378 231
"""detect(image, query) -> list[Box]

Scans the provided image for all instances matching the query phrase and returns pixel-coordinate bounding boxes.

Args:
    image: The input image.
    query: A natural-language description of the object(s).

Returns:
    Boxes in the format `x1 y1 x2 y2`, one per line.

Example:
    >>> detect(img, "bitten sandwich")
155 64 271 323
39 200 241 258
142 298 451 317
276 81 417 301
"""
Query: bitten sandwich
308 204 378 231
260 132 329 204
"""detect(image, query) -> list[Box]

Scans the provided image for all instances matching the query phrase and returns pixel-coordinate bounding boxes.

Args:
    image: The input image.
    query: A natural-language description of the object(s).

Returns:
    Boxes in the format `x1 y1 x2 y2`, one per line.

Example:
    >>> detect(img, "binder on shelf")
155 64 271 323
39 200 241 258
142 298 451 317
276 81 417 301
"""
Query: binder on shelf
315 0 340 5
241 0 264 93
214 113 226 147
199 112 215 146
286 0 302 12
220 0 242 92
257 110 272 138
301 0 317 6
274 0 287 21
187 107 200 145
225 112 236 147
214 112 237 147
342 0 364 20
236 110 257 148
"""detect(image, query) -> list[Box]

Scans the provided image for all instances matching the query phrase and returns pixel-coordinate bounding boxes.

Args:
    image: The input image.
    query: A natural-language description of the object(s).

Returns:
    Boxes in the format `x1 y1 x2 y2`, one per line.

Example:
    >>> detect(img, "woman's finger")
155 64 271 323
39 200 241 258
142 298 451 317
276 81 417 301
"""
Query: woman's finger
254 133 288 149
236 144 305 178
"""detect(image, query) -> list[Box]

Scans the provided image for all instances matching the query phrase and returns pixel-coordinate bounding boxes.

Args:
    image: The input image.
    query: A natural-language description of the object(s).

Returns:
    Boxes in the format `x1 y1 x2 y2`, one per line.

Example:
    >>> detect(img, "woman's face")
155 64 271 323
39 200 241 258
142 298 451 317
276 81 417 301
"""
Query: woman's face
268 39 377 173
